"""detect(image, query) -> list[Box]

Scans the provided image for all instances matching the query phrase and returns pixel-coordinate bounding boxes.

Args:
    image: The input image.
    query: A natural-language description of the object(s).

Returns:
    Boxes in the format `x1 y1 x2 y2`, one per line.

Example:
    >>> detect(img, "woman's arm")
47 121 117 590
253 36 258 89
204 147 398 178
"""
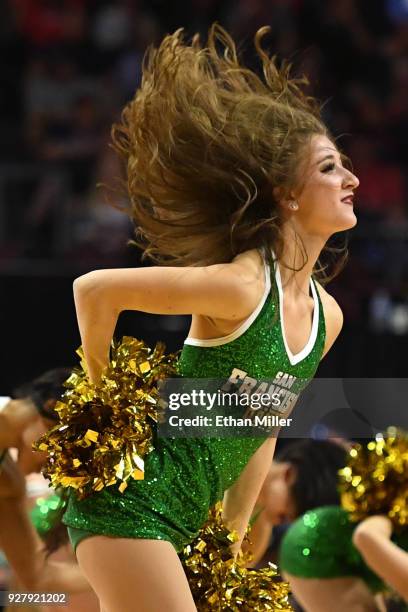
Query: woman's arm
242 507 274 566
73 261 262 383
0 407 27 450
0 414 15 449
352 515 408 602
0 496 89 593
226 291 343 560
222 438 277 557
0 452 26 499
0 455 89 593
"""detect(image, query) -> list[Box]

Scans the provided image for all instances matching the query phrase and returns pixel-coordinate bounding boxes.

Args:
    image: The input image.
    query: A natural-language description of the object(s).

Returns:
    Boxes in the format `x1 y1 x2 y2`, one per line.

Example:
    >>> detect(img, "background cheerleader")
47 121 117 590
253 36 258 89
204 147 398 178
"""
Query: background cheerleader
246 438 349 566
0 370 93 603
279 432 408 611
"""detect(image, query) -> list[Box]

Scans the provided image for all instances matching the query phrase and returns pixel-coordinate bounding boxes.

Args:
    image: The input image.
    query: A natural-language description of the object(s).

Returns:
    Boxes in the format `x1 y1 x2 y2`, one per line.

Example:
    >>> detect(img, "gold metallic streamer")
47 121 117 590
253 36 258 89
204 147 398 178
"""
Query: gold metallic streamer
339 427 408 530
33 336 179 499
180 502 293 611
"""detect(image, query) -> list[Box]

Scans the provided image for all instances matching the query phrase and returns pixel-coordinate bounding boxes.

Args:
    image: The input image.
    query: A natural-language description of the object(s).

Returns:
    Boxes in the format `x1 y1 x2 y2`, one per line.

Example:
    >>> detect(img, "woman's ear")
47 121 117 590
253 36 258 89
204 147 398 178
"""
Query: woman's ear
284 463 296 485
272 185 284 205
273 187 298 212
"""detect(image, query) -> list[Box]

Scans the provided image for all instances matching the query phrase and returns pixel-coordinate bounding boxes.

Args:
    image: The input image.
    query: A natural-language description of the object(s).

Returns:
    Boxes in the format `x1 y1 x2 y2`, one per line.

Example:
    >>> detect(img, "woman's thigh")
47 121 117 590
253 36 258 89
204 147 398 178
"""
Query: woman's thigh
283 573 380 612
77 536 196 612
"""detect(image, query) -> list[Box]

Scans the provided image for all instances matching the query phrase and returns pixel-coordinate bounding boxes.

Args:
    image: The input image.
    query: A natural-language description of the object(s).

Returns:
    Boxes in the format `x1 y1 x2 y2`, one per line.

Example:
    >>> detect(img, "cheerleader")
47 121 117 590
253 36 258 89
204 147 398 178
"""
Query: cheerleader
48 24 358 611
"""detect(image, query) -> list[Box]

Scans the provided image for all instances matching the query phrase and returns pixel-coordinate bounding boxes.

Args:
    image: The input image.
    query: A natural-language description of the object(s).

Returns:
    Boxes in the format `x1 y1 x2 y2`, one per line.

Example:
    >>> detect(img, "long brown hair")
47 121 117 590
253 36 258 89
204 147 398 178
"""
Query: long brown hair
112 23 347 282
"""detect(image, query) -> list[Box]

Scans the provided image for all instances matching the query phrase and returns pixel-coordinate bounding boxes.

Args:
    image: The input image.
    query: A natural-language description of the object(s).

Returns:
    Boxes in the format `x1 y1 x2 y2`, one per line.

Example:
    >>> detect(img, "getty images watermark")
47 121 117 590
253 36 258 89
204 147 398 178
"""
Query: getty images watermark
156 369 307 437
156 375 408 439
166 388 293 429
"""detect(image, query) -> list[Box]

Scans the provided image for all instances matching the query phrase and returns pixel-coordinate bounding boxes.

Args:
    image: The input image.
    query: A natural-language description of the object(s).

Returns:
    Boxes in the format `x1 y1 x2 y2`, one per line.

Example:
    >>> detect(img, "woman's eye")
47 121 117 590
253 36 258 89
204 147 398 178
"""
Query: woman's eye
321 163 335 173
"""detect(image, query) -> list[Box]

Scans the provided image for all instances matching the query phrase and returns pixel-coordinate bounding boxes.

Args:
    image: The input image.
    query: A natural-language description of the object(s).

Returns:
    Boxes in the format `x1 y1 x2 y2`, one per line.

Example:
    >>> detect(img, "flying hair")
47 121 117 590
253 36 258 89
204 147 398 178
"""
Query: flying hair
112 23 347 281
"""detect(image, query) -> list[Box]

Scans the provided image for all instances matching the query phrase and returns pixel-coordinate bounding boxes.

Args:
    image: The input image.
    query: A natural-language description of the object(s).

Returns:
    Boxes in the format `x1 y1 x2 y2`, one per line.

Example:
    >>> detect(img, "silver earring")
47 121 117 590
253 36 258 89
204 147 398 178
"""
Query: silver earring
290 201 298 211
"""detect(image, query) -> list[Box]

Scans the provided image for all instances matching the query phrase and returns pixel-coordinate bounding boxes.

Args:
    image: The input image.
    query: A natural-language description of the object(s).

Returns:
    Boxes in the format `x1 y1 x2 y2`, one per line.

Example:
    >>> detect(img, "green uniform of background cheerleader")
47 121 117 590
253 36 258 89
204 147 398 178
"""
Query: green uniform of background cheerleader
279 505 408 594
63 249 326 552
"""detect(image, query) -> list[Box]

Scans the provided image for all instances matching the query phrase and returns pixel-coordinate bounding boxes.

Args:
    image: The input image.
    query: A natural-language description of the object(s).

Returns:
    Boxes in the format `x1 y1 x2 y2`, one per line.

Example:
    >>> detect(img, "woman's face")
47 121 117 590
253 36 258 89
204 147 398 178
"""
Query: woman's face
19 415 50 474
292 134 360 236
258 462 297 525
2 398 50 474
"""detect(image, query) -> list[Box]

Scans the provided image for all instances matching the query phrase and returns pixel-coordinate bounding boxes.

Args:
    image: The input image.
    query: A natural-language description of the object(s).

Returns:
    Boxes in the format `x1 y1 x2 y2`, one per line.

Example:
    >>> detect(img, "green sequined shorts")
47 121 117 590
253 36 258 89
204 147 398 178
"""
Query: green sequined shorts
67 526 96 552
62 438 220 555
66 524 188 554
63 474 212 555
63 437 266 555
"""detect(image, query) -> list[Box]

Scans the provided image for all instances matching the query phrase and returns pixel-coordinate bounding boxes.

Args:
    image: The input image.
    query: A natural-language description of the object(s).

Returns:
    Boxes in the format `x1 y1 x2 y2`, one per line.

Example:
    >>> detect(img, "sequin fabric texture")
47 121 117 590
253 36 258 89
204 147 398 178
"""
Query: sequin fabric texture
279 505 408 593
64 255 326 552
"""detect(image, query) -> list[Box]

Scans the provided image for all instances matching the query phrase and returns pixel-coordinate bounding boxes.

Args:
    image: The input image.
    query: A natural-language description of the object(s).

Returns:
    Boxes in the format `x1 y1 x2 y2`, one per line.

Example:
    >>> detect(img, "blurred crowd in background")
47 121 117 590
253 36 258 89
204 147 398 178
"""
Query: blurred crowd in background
0 0 407 388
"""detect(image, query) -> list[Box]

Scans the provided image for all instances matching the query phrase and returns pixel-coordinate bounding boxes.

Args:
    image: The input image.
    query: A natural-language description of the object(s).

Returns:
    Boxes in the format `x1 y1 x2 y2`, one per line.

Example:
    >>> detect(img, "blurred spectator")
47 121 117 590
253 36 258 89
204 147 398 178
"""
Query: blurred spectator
92 1 132 53
386 0 408 23
11 0 86 49
349 136 406 220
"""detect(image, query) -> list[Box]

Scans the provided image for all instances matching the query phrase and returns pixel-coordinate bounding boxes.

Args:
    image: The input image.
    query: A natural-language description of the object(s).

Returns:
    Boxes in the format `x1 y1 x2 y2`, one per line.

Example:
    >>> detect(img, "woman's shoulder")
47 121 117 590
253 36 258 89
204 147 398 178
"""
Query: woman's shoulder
313 281 342 314
231 247 265 273
314 281 343 323
313 281 344 359
224 248 267 306
190 249 267 336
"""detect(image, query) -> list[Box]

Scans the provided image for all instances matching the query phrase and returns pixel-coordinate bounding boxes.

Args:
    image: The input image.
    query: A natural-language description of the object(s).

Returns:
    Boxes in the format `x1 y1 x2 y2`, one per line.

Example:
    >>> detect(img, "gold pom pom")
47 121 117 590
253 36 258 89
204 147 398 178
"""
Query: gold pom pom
180 502 293 611
339 427 408 529
34 337 179 499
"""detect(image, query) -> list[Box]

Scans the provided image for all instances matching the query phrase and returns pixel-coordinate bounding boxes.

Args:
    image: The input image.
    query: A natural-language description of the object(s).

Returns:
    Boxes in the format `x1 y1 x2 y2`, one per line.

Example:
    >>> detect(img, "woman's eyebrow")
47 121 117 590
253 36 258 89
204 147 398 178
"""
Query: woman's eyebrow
316 153 336 165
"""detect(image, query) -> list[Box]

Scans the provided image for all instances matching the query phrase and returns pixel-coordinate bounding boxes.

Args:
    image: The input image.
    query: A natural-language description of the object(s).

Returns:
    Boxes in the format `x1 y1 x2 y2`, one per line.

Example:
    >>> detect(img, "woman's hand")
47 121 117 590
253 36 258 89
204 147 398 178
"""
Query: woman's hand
0 453 26 499
222 438 277 557
352 515 393 547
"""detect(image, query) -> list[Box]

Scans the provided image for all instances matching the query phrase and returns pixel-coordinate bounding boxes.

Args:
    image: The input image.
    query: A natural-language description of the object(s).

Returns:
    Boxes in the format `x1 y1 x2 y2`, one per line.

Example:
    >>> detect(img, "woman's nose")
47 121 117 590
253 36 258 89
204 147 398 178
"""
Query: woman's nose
344 169 359 190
